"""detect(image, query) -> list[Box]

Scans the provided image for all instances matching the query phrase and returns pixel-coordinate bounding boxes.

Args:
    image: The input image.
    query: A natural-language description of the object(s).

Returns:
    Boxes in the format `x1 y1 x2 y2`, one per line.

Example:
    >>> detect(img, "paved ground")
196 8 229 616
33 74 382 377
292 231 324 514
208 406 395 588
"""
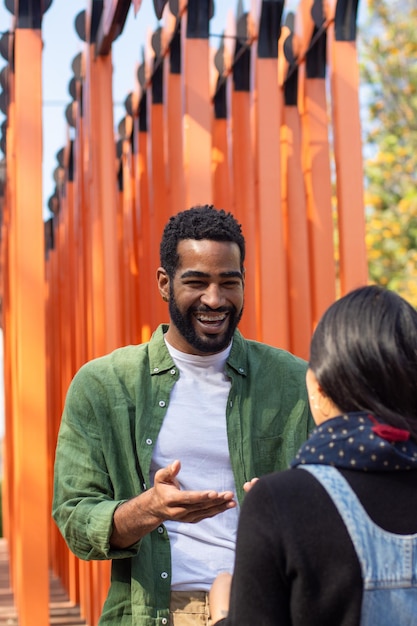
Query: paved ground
0 539 87 625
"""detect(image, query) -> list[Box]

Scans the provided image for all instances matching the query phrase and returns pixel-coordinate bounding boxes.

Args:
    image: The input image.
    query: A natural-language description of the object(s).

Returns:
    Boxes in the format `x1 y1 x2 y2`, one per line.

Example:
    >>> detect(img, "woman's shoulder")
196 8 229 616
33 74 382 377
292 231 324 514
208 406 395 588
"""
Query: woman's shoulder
245 467 326 515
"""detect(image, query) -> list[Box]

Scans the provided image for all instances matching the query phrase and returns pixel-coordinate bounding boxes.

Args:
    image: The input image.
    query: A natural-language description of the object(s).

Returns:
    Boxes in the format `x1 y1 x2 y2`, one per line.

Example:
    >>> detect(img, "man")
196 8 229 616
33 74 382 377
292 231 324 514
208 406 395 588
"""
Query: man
53 205 314 625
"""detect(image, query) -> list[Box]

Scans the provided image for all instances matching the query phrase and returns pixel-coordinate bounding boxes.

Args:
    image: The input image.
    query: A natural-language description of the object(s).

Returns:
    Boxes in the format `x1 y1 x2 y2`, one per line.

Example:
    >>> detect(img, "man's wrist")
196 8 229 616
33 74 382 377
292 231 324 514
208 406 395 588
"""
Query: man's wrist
110 490 163 548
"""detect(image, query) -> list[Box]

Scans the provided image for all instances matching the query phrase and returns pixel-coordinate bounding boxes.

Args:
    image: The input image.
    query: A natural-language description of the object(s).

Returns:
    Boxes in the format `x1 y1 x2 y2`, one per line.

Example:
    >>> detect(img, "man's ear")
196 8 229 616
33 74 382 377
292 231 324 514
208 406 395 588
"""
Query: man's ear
157 267 170 302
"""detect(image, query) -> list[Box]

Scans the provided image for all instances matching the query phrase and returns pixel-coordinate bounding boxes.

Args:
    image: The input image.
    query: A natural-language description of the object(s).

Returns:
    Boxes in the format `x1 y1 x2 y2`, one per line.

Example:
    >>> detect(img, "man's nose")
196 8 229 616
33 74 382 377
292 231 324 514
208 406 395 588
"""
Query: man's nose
200 284 224 308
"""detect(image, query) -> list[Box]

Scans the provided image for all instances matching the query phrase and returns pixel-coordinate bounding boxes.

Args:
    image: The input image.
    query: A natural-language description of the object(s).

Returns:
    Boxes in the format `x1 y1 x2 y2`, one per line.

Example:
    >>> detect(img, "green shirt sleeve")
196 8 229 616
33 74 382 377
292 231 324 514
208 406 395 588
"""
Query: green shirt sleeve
52 360 141 561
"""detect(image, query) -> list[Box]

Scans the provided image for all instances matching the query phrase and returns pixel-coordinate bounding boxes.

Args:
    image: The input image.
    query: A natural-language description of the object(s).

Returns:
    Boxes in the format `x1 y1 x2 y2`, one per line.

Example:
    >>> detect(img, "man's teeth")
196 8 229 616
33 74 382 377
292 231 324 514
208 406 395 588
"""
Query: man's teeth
197 314 226 322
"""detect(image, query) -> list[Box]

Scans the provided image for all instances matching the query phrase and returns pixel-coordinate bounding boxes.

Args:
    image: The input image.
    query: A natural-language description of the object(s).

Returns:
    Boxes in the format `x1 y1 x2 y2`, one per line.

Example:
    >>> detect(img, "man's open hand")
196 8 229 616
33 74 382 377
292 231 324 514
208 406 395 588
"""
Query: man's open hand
110 460 237 548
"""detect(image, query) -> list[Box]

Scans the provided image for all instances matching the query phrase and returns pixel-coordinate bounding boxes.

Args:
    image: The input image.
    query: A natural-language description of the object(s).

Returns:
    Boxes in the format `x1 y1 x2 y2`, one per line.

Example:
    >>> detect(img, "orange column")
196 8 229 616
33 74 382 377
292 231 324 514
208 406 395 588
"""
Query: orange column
56 196 70 426
165 18 186 214
82 42 116 622
212 73 233 214
182 1 213 206
63 170 80 597
2 64 15 559
135 92 154 342
62 140 77 388
2 44 16 560
11 25 49 625
55 140 81 604
252 1 289 348
116 142 128 346
1 213 12 547
212 45 232 215
80 55 95 364
326 0 368 293
126 104 142 346
148 39 169 327
84 44 122 357
119 96 141 345
229 23 259 340
280 34 312 360
78 560 94 626
49 217 63 566
45 225 63 579
120 115 139 344
73 89 89 372
299 18 337 323
71 46 97 624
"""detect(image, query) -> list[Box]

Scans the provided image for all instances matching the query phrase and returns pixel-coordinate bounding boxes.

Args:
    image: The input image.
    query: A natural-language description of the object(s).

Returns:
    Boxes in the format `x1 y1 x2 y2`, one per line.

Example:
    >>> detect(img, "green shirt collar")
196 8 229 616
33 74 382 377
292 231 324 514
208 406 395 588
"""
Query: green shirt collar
149 323 248 377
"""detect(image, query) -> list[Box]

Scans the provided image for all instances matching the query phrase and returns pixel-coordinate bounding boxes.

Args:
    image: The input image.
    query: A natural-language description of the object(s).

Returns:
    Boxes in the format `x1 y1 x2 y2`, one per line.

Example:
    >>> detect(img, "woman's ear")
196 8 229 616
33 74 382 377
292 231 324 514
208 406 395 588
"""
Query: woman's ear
306 368 320 404
306 368 341 425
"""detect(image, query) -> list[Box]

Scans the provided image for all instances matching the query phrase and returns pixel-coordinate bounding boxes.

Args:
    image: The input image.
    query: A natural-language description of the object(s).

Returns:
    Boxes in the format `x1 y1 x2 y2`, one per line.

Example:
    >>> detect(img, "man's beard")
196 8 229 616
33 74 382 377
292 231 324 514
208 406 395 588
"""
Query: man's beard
168 293 243 354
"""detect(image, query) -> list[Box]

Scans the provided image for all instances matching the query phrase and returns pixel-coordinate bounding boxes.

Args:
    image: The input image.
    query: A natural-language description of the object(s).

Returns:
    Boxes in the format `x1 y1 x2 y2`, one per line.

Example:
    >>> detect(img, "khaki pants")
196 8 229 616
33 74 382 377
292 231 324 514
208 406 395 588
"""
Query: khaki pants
170 591 212 626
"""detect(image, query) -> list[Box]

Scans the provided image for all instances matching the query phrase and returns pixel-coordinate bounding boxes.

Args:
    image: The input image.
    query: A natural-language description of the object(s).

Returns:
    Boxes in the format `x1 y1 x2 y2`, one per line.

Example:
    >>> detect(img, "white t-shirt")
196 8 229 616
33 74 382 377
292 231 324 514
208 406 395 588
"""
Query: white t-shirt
150 340 239 591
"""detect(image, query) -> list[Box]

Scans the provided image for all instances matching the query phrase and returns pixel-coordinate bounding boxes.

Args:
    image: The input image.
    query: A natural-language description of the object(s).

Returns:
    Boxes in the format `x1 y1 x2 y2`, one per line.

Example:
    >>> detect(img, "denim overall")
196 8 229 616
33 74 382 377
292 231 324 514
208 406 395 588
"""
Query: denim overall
300 464 417 626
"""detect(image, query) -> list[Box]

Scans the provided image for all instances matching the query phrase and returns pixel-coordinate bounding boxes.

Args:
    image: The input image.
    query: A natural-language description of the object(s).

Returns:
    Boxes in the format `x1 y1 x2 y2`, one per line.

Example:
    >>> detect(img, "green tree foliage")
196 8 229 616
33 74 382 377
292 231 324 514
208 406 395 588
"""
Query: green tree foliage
360 0 417 306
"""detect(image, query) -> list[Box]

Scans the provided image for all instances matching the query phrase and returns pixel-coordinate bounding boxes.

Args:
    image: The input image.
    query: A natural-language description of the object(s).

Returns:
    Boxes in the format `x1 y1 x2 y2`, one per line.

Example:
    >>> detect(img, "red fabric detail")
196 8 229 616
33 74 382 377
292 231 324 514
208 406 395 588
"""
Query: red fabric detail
367 414 410 442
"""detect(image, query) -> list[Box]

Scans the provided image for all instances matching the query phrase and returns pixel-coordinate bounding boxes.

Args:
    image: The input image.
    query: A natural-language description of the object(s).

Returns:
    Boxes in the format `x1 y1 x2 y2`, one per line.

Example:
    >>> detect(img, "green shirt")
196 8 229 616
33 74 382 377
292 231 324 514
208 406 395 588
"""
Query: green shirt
52 324 314 625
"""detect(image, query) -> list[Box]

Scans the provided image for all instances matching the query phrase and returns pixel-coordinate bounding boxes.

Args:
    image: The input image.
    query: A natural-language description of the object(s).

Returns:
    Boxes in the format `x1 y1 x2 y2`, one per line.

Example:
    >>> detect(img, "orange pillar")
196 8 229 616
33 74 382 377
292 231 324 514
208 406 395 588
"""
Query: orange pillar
120 115 140 344
148 38 169 327
301 37 337 323
1 214 12 547
327 0 368 293
280 37 312 360
82 44 116 623
212 74 233 214
2 42 16 560
252 1 289 348
229 23 259 340
122 92 143 345
165 19 186 214
48 140 81 603
11 24 49 625
210 23 235 218
116 141 129 347
182 1 213 206
84 44 122 358
135 92 154 342
2 72 15 559
73 90 89 372
63 159 81 602
45 224 63 578
80 53 95 364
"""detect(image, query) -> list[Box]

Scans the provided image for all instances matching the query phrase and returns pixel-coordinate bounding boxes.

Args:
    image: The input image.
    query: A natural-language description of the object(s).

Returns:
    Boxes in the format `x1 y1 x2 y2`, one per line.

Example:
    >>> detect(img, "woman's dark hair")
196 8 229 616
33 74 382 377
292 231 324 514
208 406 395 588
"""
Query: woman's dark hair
309 285 417 441
160 205 245 278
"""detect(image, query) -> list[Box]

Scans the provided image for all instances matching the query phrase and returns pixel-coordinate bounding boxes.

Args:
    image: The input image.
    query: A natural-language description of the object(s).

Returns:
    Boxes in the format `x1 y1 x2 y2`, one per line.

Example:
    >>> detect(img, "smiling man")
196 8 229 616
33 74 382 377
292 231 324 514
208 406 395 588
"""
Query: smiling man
52 205 314 626
159 238 244 355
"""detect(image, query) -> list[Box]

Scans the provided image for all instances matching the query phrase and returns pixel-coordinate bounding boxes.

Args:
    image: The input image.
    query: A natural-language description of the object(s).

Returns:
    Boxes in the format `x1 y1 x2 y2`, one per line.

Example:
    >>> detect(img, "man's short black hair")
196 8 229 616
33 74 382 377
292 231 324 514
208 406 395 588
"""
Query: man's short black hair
160 204 246 278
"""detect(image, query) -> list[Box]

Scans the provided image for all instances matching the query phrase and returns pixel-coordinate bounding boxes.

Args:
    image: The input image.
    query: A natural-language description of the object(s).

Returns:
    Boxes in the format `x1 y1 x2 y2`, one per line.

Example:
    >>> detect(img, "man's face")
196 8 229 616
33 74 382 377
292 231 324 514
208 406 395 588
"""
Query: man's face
162 239 244 355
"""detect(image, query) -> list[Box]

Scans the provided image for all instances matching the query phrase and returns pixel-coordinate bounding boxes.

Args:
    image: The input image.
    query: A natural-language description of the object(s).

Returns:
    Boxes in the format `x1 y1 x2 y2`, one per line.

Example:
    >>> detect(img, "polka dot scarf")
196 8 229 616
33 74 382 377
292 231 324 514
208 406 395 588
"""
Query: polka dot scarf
291 412 417 471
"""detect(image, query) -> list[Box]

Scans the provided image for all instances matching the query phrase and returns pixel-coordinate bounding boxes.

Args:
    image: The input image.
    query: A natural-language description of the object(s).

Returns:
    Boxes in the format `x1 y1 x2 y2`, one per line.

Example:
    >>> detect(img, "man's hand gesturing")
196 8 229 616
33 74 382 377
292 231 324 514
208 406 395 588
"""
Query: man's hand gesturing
110 460 236 549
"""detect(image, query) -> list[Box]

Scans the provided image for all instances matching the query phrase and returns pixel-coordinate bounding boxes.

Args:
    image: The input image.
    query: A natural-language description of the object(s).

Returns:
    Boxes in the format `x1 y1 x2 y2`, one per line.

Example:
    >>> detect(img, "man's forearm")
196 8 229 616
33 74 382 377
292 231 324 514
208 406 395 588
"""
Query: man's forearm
110 489 163 548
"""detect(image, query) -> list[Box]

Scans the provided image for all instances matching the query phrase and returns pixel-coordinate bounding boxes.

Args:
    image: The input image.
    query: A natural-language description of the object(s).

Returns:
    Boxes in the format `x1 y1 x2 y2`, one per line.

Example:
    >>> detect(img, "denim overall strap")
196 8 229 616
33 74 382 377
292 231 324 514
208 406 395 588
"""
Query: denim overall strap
299 464 417 626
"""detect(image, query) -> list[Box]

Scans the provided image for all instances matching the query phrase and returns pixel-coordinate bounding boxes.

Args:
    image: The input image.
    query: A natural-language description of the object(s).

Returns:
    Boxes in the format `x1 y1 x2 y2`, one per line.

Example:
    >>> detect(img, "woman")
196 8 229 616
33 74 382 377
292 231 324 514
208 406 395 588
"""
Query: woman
210 285 417 626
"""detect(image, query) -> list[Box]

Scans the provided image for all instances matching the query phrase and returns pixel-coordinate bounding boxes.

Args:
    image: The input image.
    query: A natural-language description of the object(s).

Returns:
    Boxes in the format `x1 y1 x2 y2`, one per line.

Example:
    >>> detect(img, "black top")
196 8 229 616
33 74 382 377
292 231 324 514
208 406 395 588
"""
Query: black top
216 467 417 626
